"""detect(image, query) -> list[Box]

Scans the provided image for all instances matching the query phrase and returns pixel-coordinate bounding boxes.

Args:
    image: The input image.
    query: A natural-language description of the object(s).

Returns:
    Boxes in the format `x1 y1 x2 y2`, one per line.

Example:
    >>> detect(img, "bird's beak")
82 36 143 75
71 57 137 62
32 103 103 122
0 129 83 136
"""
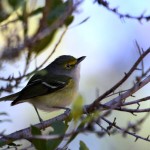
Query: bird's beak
77 56 86 64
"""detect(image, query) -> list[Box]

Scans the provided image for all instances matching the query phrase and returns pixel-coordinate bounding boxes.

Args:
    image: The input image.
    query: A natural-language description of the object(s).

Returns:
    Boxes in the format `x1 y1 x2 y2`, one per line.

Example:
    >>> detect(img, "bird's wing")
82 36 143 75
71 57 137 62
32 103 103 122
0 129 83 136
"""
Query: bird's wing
11 75 71 105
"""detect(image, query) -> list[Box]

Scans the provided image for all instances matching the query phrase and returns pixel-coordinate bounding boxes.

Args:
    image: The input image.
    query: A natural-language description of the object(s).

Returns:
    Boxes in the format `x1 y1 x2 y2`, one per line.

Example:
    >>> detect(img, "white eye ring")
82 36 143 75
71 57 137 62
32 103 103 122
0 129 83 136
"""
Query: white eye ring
66 64 72 69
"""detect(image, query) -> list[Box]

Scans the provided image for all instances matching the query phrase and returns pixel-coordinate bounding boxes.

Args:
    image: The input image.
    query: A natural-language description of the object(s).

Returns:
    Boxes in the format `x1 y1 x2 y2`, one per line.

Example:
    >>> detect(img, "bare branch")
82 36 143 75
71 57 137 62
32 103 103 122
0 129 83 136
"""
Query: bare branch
101 117 150 142
96 0 150 22
122 96 150 106
0 109 71 146
92 48 150 107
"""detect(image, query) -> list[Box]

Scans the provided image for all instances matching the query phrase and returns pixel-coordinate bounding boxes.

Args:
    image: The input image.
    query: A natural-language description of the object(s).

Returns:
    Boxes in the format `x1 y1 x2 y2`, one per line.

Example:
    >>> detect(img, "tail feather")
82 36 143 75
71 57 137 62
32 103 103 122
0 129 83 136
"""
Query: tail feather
0 92 19 102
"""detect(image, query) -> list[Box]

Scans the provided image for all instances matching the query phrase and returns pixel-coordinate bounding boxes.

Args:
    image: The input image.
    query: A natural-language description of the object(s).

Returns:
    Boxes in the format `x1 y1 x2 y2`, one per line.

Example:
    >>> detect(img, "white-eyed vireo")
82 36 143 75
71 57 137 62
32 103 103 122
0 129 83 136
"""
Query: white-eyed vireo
0 55 85 121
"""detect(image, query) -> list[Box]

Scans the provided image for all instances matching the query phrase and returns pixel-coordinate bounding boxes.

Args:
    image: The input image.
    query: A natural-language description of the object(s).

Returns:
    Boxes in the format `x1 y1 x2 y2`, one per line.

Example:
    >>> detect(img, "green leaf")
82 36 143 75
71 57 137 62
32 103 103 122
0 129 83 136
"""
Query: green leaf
30 0 74 54
47 0 73 26
46 121 68 150
65 16 74 26
79 141 89 150
30 126 47 150
30 30 57 54
7 0 25 10
31 125 42 135
30 7 43 16
71 95 84 123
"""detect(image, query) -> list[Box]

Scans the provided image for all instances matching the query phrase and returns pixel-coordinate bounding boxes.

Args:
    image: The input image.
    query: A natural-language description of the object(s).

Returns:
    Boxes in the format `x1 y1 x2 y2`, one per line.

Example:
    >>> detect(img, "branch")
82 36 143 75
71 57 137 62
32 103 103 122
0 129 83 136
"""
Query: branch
96 0 150 22
122 96 150 106
0 109 71 146
92 48 150 106
85 49 150 113
104 75 150 108
101 117 150 142
115 107 150 113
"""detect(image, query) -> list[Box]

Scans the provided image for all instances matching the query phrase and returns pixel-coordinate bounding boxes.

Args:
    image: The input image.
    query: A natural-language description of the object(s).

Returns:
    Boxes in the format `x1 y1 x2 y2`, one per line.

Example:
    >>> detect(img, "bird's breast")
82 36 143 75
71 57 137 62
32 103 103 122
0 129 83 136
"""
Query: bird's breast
29 79 78 111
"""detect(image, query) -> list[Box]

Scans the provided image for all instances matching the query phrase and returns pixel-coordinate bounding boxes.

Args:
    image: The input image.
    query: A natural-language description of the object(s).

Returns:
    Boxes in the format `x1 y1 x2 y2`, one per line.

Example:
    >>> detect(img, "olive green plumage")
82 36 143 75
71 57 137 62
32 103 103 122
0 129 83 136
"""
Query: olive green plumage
0 55 85 114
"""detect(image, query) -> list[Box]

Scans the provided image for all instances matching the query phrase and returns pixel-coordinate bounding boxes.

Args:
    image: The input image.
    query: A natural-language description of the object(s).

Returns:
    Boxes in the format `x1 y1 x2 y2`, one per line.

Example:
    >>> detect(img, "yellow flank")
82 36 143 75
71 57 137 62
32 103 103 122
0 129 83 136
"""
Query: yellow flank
29 78 77 112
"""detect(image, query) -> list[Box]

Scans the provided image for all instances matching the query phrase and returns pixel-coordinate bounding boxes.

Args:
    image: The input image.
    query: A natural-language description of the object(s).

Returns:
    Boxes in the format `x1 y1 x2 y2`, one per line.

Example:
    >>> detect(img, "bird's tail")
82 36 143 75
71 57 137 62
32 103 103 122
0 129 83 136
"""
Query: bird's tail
0 92 19 102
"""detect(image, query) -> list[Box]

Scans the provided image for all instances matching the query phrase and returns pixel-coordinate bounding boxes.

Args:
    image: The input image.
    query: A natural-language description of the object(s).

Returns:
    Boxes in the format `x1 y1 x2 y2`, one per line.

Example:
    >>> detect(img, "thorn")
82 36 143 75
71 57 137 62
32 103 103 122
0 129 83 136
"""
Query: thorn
138 82 142 86
147 135 150 140
113 117 116 125
131 94 135 97
137 66 142 70
135 137 138 142
124 72 127 76
130 112 137 116
137 103 140 109
141 48 145 53
122 99 125 103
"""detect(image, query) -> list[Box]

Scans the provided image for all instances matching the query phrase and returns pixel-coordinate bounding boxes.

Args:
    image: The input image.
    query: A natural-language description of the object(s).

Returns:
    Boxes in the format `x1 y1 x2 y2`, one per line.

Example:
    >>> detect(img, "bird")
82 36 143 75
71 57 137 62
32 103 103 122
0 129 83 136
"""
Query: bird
0 55 86 122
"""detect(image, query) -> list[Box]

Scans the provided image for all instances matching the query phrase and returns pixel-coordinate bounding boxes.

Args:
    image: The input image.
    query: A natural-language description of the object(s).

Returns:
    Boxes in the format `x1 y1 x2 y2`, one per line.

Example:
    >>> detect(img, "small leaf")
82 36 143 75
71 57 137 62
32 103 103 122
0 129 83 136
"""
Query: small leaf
30 126 47 150
65 16 74 26
71 95 84 123
30 30 57 54
46 121 68 150
31 125 42 135
7 0 25 10
79 141 89 150
30 7 43 16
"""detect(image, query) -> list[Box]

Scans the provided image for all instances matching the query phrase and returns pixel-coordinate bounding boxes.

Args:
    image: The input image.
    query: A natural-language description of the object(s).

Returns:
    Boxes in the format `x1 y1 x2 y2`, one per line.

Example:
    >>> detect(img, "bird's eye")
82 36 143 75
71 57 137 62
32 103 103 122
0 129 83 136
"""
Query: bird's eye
65 64 72 69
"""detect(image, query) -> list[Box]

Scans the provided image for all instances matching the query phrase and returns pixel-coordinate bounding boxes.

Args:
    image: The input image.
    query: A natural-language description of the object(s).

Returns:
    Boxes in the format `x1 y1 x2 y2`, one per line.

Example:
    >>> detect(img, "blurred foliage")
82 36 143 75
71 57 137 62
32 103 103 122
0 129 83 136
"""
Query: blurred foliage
31 121 68 150
31 0 74 54
7 0 25 10
79 141 89 150
0 0 74 60
72 95 84 123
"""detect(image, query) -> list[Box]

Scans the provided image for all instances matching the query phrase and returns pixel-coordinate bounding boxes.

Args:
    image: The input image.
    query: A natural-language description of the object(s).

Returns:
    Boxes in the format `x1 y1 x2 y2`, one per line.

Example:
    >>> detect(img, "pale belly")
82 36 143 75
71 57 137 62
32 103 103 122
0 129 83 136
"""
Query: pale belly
28 81 78 112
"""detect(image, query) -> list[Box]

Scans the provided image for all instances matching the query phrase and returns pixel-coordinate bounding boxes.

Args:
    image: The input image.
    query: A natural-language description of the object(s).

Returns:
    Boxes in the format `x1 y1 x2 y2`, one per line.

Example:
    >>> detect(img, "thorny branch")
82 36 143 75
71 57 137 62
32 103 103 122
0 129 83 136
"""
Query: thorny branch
96 0 150 22
0 48 149 149
0 109 71 144
89 48 150 109
0 44 150 148
101 117 150 142
0 0 150 149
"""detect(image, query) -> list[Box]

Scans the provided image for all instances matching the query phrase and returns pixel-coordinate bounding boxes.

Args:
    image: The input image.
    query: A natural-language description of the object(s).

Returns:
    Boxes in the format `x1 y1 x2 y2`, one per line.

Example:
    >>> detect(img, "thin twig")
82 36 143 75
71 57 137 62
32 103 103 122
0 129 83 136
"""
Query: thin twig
101 117 150 142
92 48 150 105
122 96 150 106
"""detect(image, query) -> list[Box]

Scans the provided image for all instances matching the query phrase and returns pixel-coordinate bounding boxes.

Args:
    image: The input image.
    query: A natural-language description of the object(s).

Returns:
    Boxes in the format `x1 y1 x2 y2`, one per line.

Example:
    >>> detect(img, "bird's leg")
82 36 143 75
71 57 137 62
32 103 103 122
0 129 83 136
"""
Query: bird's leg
34 106 43 123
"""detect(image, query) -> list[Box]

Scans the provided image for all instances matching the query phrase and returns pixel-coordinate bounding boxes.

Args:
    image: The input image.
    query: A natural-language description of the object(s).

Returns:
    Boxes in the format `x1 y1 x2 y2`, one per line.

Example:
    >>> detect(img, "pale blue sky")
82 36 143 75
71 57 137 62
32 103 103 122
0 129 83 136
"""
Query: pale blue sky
0 1 150 150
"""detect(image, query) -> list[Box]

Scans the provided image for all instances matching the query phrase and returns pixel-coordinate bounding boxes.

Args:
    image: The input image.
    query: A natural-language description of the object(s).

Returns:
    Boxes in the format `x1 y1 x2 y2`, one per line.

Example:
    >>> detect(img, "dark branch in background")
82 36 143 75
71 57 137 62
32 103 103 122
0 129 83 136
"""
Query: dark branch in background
95 0 150 22
88 48 150 111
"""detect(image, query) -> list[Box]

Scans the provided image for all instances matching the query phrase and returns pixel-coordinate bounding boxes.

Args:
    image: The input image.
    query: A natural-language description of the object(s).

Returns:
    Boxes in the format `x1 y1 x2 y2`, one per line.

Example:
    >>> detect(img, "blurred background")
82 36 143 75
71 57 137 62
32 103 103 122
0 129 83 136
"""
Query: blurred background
0 0 150 149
